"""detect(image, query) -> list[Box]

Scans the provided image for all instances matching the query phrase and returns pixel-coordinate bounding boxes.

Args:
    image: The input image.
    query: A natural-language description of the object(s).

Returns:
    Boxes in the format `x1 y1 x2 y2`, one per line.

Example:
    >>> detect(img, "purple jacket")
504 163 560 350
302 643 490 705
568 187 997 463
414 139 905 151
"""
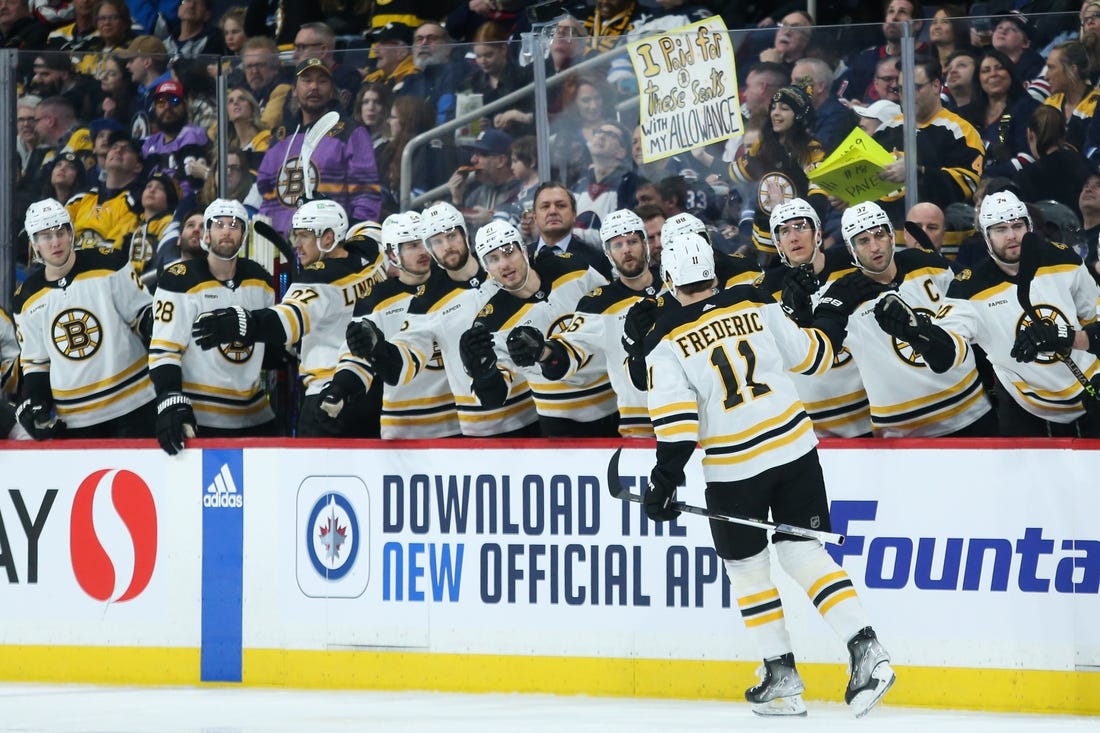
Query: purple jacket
256 113 382 235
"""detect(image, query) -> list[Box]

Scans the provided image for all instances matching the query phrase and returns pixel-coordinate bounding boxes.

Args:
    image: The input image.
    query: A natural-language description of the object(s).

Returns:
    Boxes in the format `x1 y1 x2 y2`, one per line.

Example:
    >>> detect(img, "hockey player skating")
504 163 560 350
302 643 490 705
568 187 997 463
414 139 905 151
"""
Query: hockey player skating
189 199 386 437
759 199 873 437
643 230 895 718
505 209 659 437
149 198 277 454
14 198 157 439
875 190 1100 436
320 211 460 438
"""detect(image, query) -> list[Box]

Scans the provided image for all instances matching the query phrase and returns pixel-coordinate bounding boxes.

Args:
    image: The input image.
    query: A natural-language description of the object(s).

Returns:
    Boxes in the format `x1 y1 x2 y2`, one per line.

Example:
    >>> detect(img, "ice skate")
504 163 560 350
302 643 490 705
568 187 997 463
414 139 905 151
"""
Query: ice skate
745 652 807 717
845 627 895 718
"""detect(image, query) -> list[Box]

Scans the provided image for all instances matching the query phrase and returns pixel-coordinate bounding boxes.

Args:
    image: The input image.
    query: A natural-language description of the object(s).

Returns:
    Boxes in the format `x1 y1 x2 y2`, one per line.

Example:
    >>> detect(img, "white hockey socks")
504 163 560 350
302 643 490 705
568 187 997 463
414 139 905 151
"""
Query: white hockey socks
776 540 869 643
724 550 792 660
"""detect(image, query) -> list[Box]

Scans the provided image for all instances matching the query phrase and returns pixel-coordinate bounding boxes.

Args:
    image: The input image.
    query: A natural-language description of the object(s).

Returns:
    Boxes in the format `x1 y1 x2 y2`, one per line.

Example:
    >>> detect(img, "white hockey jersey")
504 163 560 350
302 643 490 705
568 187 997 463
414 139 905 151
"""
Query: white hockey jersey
149 257 276 429
648 284 833 482
0 308 18 397
14 247 155 428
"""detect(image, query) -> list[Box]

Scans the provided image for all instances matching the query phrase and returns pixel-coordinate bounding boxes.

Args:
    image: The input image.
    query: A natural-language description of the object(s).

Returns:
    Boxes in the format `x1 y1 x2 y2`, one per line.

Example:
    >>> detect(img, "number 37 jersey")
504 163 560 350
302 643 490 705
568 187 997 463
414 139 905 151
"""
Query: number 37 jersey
647 285 835 482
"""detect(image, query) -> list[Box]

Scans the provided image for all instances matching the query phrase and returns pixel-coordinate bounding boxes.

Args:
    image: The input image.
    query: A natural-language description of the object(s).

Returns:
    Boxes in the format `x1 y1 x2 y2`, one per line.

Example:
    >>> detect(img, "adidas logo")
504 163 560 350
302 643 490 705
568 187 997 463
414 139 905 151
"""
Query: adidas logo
203 463 243 508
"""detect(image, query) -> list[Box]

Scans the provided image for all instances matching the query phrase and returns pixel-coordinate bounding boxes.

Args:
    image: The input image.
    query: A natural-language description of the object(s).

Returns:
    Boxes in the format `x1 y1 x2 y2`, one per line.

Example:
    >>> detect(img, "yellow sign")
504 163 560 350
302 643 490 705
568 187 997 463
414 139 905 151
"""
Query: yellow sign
628 16 742 163
808 127 898 205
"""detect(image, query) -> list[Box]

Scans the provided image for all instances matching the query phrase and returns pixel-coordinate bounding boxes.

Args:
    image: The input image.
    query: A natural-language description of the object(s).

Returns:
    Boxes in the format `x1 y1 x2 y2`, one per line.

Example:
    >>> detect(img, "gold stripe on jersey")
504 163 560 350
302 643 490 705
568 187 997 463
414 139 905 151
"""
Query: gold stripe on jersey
802 388 871 433
870 368 983 423
701 404 813 467
454 390 536 423
1012 362 1100 414
651 400 699 441
738 587 785 628
55 364 152 417
51 354 147 397
788 329 834 375
300 366 335 384
619 405 655 438
530 380 616 417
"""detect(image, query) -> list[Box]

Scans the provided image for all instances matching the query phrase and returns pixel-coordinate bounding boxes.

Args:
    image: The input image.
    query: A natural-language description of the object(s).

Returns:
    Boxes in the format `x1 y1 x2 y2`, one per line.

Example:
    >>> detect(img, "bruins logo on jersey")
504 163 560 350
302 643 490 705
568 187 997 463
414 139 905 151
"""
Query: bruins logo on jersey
1018 307 1072 366
219 341 255 363
1052 241 1068 250
752 273 766 288
276 156 318 207
477 303 494 318
305 261 326 271
167 262 188 276
756 172 796 214
52 308 102 360
955 269 972 281
75 229 111 250
884 305 937 367
590 287 603 297
548 314 572 335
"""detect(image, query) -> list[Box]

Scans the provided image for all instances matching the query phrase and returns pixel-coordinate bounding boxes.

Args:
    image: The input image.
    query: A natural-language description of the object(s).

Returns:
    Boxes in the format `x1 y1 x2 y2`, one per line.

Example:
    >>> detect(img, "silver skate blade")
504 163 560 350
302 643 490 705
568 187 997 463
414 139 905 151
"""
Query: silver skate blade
751 694 808 717
851 662 896 718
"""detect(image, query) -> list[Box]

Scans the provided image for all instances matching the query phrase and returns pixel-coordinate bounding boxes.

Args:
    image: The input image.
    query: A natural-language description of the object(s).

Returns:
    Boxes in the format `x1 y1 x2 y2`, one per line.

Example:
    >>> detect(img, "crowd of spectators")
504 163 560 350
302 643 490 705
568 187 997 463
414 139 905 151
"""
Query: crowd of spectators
6 0 1100 441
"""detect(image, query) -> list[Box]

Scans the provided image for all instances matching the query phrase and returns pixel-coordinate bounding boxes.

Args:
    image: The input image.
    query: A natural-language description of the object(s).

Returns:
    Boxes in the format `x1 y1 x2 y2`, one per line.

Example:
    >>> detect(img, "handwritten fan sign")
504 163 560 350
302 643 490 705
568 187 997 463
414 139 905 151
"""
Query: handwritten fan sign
808 126 899 205
629 16 742 163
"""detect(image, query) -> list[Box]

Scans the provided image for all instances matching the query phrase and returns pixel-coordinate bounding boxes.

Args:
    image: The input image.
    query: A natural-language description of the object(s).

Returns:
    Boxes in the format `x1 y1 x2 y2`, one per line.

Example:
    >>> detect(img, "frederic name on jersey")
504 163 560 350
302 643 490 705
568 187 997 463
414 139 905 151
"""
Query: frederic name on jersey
673 307 764 357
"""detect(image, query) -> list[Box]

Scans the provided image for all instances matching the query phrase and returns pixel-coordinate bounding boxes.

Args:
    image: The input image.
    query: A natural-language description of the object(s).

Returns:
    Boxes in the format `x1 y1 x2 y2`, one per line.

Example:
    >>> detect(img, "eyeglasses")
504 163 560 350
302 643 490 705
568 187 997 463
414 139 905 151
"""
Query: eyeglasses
594 128 624 143
243 62 273 72
210 219 243 231
293 41 325 52
17 116 35 124
154 95 183 107
1082 13 1100 24
875 75 899 84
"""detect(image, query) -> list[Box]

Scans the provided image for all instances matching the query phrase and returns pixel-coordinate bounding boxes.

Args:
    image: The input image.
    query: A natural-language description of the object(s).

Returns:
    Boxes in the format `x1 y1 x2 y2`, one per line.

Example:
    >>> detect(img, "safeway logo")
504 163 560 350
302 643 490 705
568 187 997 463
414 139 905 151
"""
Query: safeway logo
69 469 158 603
204 463 244 508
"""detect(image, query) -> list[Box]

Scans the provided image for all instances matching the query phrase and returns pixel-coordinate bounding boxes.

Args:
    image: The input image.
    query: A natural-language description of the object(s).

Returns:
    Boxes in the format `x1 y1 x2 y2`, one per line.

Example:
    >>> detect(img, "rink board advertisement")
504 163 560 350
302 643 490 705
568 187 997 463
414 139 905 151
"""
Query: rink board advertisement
0 442 1098 712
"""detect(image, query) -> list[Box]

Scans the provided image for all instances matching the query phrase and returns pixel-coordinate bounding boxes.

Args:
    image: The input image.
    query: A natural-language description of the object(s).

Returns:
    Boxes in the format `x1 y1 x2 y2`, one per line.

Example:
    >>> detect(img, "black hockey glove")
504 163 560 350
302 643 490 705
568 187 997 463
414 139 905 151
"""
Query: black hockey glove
506 325 546 367
873 292 933 344
317 370 365 424
459 323 498 379
192 306 256 350
155 392 197 456
622 297 658 359
15 398 64 441
823 270 884 317
644 470 680 522
345 319 402 384
1011 320 1074 363
781 263 817 326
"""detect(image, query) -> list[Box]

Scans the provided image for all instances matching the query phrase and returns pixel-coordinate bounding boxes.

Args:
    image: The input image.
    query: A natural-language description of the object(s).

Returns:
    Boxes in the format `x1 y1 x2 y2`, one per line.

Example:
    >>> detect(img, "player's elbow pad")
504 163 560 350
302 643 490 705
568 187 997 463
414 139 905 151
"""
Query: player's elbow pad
471 370 508 407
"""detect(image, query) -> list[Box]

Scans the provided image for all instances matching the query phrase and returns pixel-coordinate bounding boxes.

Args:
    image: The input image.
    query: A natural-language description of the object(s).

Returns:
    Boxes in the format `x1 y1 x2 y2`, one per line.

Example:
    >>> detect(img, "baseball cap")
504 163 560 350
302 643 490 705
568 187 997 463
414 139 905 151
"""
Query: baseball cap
153 79 185 98
145 171 180 210
467 129 512 156
372 22 413 45
997 11 1036 42
118 35 168 59
295 57 333 78
852 99 902 126
89 117 125 140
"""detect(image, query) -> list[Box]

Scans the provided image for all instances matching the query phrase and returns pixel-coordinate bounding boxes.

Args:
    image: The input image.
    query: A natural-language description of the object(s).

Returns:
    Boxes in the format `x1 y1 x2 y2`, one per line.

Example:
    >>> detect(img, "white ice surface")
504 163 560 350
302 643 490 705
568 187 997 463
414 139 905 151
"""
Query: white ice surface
0 685 1096 732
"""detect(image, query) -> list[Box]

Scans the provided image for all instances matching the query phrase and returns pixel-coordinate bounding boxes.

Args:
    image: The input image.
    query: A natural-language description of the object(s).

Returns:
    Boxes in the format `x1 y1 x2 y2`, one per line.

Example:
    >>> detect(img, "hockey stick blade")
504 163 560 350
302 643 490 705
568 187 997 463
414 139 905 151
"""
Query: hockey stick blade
1015 233 1099 399
903 220 936 253
299 110 341 202
606 448 845 546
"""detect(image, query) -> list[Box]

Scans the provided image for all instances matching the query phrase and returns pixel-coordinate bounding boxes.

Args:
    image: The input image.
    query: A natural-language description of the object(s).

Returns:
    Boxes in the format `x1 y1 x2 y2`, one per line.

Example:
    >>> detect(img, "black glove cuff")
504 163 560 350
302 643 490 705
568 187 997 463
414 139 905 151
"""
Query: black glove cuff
156 392 192 414
1085 322 1100 357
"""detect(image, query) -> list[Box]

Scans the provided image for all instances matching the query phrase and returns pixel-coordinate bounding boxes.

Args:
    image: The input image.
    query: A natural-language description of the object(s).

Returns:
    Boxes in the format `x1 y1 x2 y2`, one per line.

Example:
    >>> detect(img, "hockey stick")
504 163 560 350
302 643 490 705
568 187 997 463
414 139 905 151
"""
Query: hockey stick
251 217 297 278
606 448 846 546
1016 232 1098 399
299 110 341 202
903 221 936 252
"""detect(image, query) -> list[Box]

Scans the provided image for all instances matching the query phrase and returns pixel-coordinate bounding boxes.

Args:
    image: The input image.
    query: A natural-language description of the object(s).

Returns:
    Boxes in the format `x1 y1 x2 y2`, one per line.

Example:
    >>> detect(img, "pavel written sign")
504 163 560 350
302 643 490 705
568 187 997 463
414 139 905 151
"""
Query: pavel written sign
629 16 742 163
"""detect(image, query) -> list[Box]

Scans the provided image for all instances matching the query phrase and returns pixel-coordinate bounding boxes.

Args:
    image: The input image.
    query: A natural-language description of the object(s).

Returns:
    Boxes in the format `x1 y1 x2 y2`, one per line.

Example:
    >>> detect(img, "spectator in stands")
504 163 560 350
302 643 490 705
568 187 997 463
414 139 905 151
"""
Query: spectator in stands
363 22 416 91
631 124 669 182
528 180 612 279
33 95 92 161
28 52 100 122
379 95 457 209
67 131 144 250
840 0 923 102
119 34 170 131
1080 166 1100 283
943 48 979 110
853 99 901 135
960 48 1038 178
1080 1 1100 79
739 61 790 136
218 5 246 56
353 82 392 152
118 171 179 276
791 56 857 153
225 86 270 173
903 201 946 252
0 0 48 59
200 147 255 211
634 180 660 207
88 116 123 177
1042 40 1100 156
16 95 41 183
463 21 533 136
43 150 90 203
548 75 615 186
579 0 642 54
991 11 1044 83
164 0 225 59
97 55 142 135
396 21 464 125
757 9 813 75
878 56 985 218
867 56 902 104
46 0 96 51
79 0 134 80
239 36 289 131
928 4 971 72
243 0 323 46
572 122 637 247
257 57 382 235
142 79 211 201
449 129 520 231
288 21 361 113
635 201 664 271
1015 104 1088 217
